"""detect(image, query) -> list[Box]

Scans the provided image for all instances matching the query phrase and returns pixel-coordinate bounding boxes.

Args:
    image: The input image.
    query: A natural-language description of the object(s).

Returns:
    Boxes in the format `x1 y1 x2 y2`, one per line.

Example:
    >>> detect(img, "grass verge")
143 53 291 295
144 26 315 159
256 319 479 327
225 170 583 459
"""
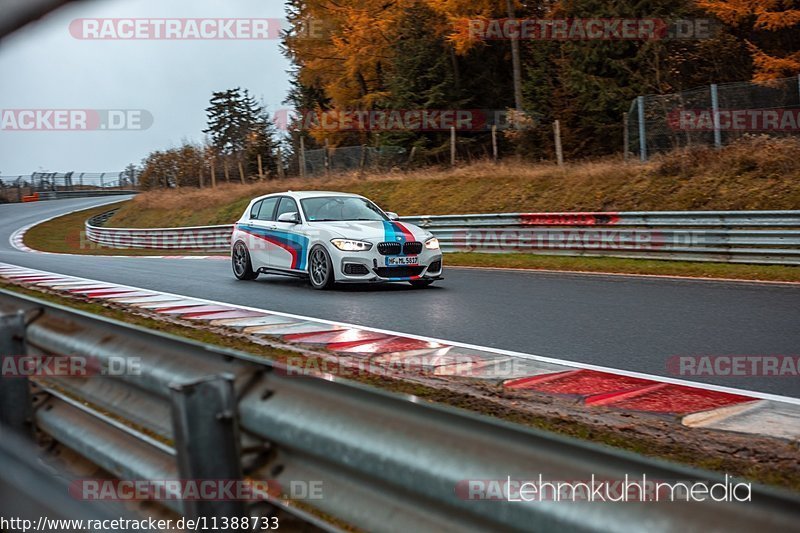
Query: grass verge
112 137 800 229
446 253 800 282
22 201 219 256
1 279 798 491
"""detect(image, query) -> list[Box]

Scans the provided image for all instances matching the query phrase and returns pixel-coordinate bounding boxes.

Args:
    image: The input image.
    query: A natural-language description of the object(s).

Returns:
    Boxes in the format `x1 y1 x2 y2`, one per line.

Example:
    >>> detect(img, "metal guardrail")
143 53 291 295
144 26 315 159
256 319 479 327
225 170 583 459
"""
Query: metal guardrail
38 189 138 201
86 210 232 251
84 210 800 264
3 289 800 531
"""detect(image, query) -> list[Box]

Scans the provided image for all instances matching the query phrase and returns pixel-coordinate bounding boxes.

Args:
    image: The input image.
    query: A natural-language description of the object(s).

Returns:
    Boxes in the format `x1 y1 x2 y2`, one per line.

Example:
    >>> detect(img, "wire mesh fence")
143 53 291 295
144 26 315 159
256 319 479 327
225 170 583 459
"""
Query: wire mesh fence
301 145 407 176
0 171 137 203
626 75 800 160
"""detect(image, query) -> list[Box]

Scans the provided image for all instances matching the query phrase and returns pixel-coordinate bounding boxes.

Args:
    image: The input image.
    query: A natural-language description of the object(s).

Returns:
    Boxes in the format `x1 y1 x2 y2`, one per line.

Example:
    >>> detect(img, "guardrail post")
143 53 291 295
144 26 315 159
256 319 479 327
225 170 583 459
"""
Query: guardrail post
170 374 245 519
0 311 33 438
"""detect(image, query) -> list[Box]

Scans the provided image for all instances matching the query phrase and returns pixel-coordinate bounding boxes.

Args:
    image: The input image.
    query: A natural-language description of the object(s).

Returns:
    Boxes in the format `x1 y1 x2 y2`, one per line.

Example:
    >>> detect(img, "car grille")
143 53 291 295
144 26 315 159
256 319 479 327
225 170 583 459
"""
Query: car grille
343 263 369 275
374 266 424 278
403 241 422 255
428 260 442 273
377 242 402 255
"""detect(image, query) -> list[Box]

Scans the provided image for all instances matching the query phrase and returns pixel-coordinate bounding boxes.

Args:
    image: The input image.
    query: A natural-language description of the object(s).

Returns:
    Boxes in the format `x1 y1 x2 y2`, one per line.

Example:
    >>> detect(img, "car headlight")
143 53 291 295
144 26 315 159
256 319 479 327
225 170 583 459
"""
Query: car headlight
424 237 440 250
331 239 373 252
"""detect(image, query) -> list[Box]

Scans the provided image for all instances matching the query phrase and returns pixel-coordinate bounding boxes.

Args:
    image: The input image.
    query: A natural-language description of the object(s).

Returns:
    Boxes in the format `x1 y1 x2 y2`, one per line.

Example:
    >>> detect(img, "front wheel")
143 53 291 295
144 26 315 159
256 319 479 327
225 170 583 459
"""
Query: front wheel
308 245 335 290
409 279 434 288
232 241 258 280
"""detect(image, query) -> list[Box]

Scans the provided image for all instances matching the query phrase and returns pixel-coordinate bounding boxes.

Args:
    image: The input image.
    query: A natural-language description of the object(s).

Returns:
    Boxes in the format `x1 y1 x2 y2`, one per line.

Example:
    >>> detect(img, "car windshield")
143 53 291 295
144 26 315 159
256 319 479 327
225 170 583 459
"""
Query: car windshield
301 196 388 222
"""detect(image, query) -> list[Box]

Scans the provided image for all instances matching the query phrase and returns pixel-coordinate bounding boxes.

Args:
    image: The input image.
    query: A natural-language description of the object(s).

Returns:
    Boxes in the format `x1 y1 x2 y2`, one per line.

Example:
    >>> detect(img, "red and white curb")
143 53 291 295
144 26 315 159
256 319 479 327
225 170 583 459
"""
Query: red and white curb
1 262 799 442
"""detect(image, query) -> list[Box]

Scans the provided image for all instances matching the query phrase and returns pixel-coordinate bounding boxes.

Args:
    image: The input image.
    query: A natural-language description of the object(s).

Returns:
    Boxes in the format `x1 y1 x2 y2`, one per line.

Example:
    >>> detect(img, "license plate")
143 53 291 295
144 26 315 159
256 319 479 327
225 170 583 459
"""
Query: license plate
386 256 419 266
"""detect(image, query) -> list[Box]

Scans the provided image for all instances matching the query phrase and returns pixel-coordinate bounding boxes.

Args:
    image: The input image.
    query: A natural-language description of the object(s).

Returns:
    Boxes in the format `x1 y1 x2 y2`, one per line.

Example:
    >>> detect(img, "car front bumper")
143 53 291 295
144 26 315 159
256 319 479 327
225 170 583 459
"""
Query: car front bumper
331 247 443 283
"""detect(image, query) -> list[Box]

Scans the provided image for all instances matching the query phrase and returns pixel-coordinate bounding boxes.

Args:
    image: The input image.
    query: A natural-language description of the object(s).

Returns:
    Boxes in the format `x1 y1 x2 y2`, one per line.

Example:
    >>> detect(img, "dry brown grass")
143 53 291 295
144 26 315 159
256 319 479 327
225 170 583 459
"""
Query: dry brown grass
111 136 800 228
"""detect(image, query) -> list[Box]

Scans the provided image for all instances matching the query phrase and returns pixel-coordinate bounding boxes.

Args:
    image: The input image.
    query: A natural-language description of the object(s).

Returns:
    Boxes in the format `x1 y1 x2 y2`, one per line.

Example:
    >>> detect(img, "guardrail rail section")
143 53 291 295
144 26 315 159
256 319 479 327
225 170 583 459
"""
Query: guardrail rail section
85 210 800 264
2 289 800 532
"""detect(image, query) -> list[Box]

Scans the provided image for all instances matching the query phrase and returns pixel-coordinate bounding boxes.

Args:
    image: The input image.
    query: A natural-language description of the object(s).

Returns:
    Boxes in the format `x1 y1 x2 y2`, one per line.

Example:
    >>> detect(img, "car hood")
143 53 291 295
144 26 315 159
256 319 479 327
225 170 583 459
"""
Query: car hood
315 220 430 242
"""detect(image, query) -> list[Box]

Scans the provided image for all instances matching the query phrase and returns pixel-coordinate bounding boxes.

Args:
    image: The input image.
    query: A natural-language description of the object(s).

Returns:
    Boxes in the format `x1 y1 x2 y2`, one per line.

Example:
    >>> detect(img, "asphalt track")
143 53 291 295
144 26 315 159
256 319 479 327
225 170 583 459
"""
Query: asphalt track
1 197 799 397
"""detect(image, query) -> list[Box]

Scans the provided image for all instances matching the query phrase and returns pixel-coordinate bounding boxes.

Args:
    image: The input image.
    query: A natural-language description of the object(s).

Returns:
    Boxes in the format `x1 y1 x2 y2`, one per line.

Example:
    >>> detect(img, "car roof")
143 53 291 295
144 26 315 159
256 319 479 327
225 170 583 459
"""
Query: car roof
252 191 364 202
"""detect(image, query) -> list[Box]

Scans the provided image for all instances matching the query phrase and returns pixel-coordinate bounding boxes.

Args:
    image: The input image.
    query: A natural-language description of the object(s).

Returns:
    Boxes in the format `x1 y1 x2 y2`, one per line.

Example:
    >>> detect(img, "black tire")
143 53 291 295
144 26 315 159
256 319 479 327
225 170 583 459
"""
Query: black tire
232 241 259 280
308 245 335 290
409 279 434 288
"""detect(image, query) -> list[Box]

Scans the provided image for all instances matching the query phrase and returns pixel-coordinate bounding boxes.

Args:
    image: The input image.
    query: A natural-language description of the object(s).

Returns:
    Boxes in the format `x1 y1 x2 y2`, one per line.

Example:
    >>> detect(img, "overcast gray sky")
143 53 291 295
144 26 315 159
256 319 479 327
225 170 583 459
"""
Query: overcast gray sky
0 0 290 176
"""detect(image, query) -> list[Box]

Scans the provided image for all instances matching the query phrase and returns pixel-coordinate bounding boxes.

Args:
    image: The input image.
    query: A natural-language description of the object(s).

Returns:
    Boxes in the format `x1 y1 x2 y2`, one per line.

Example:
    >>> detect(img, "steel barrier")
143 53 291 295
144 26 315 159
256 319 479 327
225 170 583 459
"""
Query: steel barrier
84 209 800 264
2 289 800 532
86 211 800 265
38 189 138 201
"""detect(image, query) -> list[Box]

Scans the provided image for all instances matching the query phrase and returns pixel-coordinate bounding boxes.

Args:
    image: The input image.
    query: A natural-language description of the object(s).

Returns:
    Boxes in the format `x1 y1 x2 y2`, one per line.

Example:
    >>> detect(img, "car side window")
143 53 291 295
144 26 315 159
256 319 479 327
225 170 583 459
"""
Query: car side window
275 197 299 220
249 200 262 220
257 197 279 221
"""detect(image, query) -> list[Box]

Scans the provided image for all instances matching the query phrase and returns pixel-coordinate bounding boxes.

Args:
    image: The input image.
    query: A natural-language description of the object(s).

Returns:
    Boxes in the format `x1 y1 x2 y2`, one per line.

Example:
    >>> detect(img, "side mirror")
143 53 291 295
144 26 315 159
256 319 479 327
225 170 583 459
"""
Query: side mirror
277 212 300 224
386 212 399 220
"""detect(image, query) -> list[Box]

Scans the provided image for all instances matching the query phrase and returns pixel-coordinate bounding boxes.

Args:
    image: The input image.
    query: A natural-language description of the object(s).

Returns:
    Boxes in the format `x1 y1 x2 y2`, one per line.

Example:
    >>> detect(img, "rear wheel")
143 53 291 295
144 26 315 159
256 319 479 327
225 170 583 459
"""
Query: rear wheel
409 279 434 288
309 245 335 290
232 241 258 280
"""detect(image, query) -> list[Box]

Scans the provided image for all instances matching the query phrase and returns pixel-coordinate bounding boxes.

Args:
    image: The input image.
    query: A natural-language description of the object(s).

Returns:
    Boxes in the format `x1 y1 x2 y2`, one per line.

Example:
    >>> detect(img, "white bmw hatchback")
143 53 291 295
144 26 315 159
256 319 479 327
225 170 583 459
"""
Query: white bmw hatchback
231 191 443 289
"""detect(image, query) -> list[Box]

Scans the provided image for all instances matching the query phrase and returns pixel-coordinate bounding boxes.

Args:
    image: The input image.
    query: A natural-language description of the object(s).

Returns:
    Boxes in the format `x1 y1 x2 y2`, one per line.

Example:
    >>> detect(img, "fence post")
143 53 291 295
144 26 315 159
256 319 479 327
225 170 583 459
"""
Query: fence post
710 83 721 149
299 137 306 179
170 375 245 519
276 147 284 179
324 138 331 176
491 124 498 162
623 112 629 161
359 145 368 177
553 120 564 166
450 126 456 167
406 146 416 170
637 96 647 162
0 311 33 439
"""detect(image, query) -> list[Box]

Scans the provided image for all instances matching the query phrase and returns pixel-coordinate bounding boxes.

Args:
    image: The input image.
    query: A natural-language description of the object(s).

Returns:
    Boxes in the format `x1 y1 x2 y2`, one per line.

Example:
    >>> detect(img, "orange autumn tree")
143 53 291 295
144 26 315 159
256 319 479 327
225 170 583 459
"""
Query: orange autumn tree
283 0 514 144
697 0 800 79
284 0 410 145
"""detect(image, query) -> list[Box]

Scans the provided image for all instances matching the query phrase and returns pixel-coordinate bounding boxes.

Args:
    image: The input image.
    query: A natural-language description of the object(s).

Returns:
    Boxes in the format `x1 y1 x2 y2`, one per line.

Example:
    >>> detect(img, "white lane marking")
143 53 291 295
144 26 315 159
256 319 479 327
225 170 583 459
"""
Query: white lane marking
448 265 800 287
1 262 798 406
6 197 226 260
7 197 133 253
